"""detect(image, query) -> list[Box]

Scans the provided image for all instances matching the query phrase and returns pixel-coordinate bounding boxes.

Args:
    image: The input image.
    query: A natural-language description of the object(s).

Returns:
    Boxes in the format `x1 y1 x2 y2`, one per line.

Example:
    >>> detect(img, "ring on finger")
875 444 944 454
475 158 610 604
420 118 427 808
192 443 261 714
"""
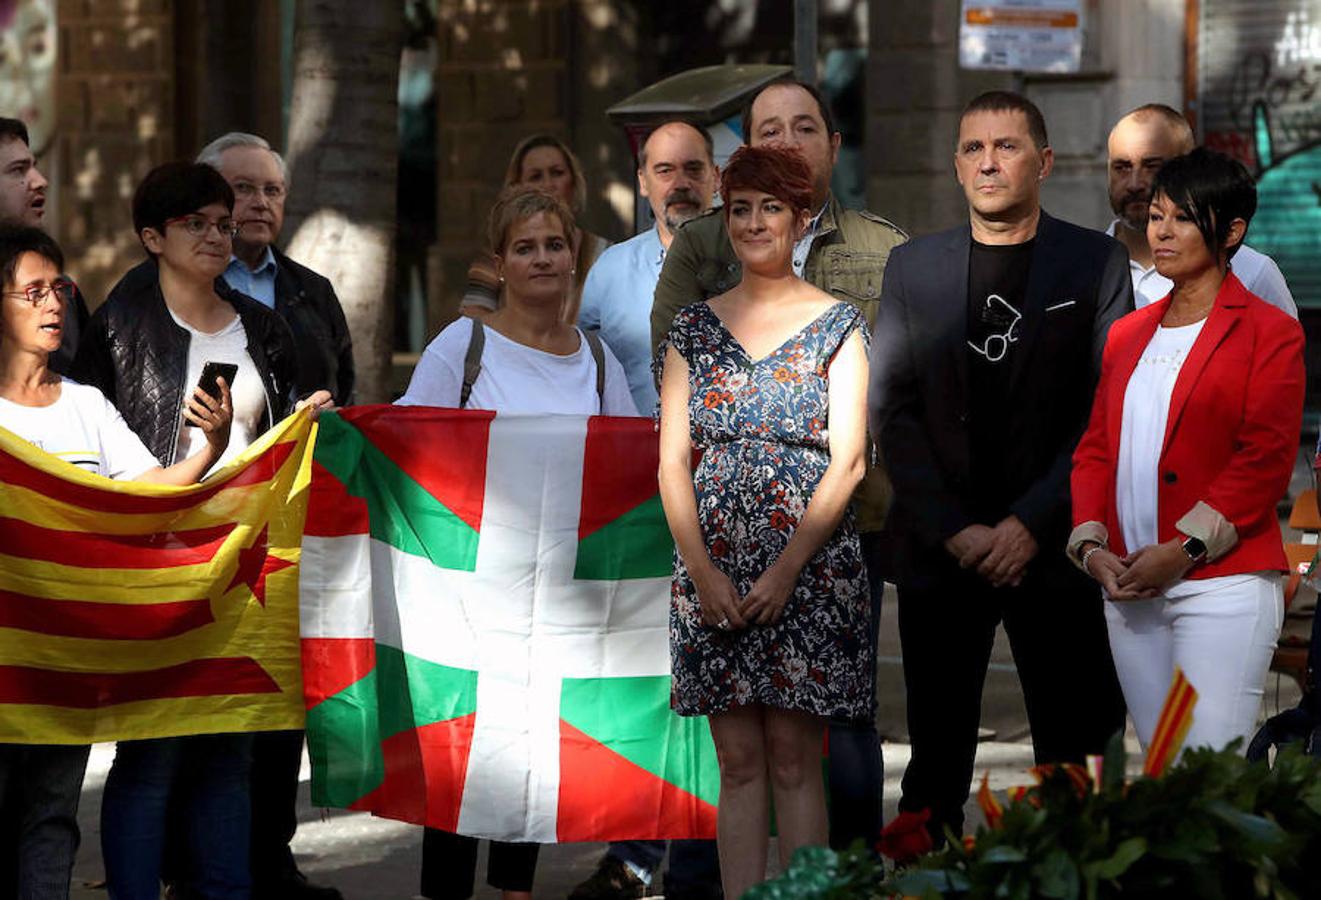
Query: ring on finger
716 617 731 631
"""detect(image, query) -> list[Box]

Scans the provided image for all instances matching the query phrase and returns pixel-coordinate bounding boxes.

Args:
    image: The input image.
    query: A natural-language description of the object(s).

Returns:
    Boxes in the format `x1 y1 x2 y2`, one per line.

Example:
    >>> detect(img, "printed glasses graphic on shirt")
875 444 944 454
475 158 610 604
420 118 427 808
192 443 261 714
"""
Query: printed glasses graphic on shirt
967 293 1021 363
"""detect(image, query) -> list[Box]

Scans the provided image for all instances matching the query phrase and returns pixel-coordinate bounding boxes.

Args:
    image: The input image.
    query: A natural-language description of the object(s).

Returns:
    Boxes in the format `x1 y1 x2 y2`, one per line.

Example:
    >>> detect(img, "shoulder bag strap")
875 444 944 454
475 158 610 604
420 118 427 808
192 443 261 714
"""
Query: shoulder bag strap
460 318 485 409
584 329 606 411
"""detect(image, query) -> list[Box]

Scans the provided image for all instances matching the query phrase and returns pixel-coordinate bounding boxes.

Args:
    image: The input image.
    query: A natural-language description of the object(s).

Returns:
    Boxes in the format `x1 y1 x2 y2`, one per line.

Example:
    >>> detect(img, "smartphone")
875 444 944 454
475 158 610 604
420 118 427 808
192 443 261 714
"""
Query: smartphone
185 361 238 427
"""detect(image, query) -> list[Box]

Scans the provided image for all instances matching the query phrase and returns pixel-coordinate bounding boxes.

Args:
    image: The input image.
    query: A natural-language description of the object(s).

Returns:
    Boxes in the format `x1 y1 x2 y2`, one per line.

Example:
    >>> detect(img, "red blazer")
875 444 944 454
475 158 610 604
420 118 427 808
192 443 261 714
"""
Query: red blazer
1071 272 1304 578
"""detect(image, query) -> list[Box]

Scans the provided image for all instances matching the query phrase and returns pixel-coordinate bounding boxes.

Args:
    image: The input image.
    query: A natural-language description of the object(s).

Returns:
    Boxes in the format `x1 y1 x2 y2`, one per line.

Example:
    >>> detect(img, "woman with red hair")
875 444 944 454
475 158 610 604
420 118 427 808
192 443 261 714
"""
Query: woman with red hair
657 145 872 895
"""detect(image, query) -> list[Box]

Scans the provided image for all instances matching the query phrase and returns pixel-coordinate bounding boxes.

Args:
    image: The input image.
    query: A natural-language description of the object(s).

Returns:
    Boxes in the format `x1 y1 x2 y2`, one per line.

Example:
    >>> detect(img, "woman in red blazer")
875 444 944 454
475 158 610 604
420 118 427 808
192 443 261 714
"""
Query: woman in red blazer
1070 148 1305 753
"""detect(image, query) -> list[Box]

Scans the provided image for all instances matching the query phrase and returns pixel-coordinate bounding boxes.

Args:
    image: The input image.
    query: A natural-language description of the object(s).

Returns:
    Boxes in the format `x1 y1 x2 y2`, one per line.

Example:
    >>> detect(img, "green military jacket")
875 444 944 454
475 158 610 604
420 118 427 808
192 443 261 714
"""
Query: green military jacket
651 193 907 533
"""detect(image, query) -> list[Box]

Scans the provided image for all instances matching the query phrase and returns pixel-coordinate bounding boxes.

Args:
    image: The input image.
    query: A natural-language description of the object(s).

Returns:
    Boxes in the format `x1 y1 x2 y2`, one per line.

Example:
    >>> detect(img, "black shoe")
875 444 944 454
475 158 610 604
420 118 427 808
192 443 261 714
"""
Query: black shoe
568 856 648 899
253 869 344 900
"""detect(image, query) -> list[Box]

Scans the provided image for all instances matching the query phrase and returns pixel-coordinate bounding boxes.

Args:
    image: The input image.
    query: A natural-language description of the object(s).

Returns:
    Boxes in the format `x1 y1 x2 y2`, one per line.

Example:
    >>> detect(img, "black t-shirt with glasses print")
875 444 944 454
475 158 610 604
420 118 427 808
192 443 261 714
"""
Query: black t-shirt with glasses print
966 238 1035 518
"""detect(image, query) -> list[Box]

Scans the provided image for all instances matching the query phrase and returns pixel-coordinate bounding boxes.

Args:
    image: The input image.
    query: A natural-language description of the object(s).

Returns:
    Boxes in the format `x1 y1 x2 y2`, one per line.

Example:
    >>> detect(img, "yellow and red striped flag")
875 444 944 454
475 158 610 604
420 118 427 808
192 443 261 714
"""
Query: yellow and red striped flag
0 411 315 745
1143 666 1199 777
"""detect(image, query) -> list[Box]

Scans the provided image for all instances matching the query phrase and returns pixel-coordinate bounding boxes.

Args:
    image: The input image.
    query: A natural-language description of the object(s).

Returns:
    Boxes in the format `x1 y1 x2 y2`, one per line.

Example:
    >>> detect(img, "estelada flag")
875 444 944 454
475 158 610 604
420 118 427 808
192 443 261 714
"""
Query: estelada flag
0 411 315 744
1143 666 1198 777
300 407 719 842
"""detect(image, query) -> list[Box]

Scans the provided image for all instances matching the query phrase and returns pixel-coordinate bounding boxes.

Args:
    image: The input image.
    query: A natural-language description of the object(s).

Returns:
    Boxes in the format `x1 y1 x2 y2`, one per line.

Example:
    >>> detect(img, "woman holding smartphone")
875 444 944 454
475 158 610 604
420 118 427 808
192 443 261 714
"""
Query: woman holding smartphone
0 224 233 900
73 161 329 900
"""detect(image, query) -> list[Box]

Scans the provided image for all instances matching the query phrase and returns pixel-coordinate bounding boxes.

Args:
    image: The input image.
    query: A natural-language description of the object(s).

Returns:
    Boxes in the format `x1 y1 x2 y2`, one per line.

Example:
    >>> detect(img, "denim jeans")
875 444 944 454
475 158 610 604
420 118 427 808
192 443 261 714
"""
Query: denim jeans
0 743 91 900
101 733 255 900
608 840 721 892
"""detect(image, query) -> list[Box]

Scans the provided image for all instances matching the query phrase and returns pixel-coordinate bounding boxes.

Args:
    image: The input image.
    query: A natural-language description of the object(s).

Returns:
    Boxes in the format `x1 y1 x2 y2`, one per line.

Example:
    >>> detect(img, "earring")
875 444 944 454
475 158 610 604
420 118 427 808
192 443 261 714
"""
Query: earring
498 275 505 283
570 268 577 276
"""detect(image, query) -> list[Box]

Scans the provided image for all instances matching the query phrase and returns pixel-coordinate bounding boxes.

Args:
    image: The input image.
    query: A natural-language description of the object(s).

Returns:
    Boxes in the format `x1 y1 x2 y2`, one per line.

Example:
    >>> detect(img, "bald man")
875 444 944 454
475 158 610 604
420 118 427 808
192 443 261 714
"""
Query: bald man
578 118 720 416
1106 104 1296 316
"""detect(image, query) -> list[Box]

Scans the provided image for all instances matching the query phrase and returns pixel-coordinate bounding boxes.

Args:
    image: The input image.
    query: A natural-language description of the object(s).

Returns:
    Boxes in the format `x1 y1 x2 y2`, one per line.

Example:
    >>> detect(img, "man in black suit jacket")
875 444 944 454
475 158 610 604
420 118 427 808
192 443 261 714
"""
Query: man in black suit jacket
868 92 1130 842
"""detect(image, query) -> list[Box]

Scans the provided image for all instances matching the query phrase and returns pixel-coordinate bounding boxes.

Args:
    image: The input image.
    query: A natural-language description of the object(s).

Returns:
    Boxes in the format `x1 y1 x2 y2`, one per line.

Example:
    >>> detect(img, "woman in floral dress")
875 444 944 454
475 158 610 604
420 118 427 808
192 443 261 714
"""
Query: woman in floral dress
656 145 872 897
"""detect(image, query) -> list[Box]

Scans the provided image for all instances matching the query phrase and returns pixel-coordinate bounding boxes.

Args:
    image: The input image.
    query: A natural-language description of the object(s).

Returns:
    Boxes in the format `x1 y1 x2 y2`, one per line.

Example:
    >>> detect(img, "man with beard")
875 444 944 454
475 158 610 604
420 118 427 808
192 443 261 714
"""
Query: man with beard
578 119 719 416
569 119 723 900
0 117 89 373
1106 104 1295 316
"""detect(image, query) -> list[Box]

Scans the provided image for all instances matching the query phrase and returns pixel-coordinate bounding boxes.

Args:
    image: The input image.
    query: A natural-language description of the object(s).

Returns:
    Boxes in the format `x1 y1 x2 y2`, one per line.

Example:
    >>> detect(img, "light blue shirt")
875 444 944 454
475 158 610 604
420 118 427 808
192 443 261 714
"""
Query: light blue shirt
222 247 279 309
578 227 666 414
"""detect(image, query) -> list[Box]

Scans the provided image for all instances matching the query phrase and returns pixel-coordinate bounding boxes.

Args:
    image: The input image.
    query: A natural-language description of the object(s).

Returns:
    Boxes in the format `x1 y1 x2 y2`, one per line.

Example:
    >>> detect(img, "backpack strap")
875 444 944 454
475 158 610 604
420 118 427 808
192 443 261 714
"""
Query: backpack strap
584 329 606 411
460 318 485 409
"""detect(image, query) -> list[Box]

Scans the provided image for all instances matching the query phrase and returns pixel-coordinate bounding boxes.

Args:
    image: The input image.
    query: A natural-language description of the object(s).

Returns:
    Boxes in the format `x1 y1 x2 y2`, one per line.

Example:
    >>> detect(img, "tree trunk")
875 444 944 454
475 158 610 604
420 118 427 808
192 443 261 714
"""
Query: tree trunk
284 1 403 404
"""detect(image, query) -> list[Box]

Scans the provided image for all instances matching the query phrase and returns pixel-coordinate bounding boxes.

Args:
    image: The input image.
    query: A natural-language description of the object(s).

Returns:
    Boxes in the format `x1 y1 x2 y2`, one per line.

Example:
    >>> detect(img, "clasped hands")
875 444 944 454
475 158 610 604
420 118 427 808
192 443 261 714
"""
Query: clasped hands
944 516 1038 588
692 561 798 631
1080 539 1193 600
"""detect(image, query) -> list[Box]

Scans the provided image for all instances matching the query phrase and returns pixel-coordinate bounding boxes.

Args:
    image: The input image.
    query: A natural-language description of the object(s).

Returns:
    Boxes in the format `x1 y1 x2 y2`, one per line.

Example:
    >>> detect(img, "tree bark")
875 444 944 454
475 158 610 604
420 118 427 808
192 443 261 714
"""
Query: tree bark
284 0 404 403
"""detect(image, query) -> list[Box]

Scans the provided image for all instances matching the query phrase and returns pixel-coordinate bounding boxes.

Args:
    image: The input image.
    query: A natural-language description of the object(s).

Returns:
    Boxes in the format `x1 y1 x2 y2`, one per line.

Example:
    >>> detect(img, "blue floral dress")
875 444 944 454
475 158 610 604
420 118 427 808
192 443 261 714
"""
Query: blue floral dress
664 300 873 718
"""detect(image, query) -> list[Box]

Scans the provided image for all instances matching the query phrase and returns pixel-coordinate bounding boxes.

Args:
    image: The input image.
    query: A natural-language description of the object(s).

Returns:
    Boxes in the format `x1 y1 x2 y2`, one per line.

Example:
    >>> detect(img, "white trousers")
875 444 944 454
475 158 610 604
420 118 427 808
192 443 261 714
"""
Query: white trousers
1103 575 1283 754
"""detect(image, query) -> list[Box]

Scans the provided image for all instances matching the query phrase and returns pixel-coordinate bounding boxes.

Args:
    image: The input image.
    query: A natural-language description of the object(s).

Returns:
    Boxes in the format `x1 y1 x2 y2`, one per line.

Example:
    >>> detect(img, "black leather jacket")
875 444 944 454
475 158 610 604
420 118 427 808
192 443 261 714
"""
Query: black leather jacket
111 251 355 405
72 273 298 466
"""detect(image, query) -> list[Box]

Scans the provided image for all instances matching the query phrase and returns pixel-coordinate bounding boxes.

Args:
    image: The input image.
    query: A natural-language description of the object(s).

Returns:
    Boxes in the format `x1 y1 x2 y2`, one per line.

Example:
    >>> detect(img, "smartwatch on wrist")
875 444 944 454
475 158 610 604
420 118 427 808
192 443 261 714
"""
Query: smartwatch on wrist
1180 534 1208 565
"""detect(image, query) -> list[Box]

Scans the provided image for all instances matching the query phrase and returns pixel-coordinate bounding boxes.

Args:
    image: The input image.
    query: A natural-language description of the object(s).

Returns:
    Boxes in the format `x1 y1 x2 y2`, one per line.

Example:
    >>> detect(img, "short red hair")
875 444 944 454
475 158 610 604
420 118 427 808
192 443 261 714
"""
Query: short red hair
719 145 815 216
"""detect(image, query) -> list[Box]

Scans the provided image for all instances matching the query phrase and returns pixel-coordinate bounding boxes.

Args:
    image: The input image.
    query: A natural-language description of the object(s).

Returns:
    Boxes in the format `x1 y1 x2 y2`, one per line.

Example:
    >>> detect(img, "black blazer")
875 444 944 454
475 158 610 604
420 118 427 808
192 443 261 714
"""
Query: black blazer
867 211 1133 584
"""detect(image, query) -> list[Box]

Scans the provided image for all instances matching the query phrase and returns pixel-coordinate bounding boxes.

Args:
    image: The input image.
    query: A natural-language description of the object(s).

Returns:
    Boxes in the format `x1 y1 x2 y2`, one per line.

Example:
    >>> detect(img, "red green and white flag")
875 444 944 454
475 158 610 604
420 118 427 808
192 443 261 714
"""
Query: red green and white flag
300 407 719 841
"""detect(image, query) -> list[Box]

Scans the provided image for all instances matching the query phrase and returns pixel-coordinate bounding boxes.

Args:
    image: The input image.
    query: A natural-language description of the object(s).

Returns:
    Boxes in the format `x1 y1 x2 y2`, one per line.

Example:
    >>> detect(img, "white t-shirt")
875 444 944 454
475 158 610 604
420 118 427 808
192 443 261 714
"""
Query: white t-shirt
0 379 159 479
1116 320 1258 598
1105 220 1297 318
397 316 639 415
170 311 268 469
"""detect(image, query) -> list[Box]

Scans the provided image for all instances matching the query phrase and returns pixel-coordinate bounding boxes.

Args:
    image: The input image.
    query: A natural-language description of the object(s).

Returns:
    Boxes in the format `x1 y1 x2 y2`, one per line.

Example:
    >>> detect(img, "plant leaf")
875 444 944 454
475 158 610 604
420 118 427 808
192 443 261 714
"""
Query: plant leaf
1207 800 1287 850
1084 836 1147 880
982 845 1029 864
1033 848 1081 898
1101 729 1127 792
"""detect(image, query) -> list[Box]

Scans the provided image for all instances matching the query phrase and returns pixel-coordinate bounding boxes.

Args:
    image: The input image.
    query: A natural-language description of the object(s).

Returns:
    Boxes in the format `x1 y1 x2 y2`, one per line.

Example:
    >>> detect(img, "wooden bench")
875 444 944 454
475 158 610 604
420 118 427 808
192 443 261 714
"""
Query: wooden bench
1277 489 1320 691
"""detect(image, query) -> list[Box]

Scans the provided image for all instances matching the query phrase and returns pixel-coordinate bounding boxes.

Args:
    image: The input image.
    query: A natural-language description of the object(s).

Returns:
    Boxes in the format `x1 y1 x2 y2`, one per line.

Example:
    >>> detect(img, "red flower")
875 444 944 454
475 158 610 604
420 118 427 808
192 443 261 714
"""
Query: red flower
703 391 723 408
877 808 934 864
710 538 729 558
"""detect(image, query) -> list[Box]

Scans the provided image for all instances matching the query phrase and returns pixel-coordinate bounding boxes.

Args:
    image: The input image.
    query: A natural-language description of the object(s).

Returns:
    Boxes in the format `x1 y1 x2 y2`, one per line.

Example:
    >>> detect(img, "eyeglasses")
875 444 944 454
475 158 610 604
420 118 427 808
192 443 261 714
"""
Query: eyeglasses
165 214 241 239
4 278 75 307
231 181 287 201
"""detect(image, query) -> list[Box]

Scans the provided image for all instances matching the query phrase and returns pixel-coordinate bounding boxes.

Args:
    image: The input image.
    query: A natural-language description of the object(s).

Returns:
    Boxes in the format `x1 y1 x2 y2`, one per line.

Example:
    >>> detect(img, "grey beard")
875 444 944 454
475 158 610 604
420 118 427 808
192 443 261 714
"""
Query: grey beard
664 207 700 231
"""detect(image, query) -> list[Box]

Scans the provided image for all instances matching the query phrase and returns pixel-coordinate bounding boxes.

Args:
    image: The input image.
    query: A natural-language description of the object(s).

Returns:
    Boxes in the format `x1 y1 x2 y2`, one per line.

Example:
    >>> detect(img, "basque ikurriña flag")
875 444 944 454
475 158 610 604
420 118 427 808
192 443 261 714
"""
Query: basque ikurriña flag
0 412 315 744
300 407 719 842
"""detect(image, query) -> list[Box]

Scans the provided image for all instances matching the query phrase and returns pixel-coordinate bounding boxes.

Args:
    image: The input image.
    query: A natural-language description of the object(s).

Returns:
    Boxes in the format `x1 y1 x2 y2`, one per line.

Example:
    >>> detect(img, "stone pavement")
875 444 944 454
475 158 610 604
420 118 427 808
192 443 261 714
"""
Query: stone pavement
69 739 1057 899
68 575 1305 898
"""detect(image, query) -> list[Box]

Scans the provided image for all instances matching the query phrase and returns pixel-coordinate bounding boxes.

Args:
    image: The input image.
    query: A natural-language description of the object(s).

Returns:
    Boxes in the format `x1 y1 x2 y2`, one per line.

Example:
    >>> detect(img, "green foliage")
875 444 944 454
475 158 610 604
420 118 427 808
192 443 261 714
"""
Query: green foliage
743 845 885 900
750 742 1321 899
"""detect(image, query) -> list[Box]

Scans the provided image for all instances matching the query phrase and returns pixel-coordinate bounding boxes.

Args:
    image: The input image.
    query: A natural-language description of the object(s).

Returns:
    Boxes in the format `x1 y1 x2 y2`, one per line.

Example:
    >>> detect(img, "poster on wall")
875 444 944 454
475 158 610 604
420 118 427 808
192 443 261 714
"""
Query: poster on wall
0 0 57 155
958 1 1085 73
1199 0 1321 308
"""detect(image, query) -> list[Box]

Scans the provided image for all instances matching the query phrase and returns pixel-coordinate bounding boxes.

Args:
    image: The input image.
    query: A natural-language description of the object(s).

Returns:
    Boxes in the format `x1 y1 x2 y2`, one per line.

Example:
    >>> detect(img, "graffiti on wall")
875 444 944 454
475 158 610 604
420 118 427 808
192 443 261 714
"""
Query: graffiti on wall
1202 3 1321 307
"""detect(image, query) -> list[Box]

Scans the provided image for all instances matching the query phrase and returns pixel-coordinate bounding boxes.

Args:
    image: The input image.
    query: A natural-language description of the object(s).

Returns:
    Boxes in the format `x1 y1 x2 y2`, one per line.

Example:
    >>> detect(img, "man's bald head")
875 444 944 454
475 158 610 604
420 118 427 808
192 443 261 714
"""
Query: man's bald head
1115 104 1195 153
1107 104 1196 232
637 119 718 241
